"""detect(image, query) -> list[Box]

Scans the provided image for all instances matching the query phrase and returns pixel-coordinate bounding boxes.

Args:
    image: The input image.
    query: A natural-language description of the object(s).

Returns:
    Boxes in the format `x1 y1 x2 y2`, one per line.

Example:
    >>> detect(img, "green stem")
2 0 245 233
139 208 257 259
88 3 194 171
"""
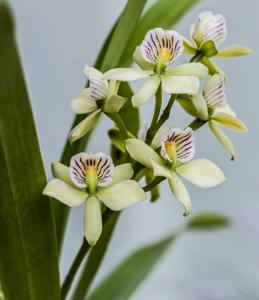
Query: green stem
187 118 207 131
145 84 162 143
107 112 128 140
143 176 165 192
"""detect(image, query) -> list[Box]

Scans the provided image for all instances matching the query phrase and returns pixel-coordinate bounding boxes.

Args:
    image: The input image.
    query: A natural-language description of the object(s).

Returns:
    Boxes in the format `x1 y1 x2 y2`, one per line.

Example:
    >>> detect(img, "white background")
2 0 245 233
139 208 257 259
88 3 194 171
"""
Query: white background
9 0 259 299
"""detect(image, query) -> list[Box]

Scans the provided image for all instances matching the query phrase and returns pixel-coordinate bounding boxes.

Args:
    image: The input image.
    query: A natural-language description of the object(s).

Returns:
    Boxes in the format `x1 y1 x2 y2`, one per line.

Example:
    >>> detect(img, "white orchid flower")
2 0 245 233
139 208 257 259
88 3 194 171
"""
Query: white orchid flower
43 152 145 245
125 128 225 216
104 28 208 108
69 66 127 143
184 11 251 75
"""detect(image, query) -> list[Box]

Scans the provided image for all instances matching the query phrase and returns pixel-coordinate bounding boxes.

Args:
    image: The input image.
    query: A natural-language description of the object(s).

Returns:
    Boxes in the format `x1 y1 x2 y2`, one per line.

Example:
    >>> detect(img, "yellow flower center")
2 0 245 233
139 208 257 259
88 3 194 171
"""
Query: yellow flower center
165 142 177 168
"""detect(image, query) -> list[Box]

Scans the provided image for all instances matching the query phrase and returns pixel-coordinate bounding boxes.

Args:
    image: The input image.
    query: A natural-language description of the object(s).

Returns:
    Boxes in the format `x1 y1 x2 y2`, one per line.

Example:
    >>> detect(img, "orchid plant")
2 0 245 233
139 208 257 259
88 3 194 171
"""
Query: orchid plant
43 10 250 251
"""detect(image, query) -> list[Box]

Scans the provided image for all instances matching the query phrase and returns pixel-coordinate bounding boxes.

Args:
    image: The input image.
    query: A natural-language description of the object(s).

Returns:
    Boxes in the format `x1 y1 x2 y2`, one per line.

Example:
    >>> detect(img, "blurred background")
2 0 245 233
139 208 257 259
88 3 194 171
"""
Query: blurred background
9 0 258 299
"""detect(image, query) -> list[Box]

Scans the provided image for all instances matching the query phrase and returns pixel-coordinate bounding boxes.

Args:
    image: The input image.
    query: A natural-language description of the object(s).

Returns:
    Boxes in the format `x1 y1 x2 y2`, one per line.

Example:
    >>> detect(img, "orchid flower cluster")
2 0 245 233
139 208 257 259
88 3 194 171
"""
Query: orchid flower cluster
43 11 251 246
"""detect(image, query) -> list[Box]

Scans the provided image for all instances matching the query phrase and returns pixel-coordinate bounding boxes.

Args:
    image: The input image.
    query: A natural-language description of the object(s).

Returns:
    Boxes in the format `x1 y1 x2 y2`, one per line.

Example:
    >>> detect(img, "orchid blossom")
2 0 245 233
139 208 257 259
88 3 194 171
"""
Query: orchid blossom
125 128 225 216
69 66 127 143
104 28 208 108
43 152 145 245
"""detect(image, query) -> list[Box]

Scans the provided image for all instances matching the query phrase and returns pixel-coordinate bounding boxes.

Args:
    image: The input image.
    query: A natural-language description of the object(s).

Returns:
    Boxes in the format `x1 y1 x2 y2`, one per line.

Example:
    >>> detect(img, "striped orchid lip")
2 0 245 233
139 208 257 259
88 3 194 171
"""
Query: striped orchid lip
84 66 109 102
160 127 195 163
69 152 114 189
140 28 184 66
192 11 227 46
203 74 226 108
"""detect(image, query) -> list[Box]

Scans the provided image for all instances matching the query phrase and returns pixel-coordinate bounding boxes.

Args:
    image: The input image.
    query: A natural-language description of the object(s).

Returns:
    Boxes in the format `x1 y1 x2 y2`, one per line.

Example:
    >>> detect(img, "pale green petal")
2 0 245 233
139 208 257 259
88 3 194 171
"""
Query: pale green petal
177 95 197 118
176 159 225 188
132 75 160 108
151 123 170 149
51 162 75 186
212 112 248 132
110 163 134 185
166 63 208 79
84 196 102 246
103 95 127 113
133 46 154 70
216 45 252 58
69 109 101 143
162 75 200 95
192 93 209 121
104 68 152 81
150 159 174 179
183 39 197 55
125 138 164 169
209 120 236 160
71 88 97 114
168 175 191 216
43 179 86 207
97 180 146 211
213 104 236 117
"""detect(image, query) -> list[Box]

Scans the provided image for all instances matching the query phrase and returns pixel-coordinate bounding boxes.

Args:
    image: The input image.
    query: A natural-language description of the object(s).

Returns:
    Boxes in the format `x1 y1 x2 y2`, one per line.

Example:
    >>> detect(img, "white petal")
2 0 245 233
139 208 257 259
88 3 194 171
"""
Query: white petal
192 11 227 45
43 179 86 207
203 74 226 108
69 152 114 188
133 46 155 71
132 75 160 108
160 127 195 163
84 66 108 101
104 68 152 81
150 159 174 179
71 88 97 114
125 138 164 169
84 196 102 246
140 28 184 65
97 180 146 211
166 63 208 79
110 163 134 185
168 175 191 216
176 159 225 188
162 75 200 95
69 109 101 143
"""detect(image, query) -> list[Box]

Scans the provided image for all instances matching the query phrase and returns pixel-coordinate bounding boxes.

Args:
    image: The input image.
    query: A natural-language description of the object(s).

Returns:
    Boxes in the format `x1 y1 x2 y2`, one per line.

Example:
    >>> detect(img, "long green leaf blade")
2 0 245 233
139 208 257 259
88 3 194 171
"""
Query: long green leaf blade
120 0 200 67
86 235 175 300
0 2 60 299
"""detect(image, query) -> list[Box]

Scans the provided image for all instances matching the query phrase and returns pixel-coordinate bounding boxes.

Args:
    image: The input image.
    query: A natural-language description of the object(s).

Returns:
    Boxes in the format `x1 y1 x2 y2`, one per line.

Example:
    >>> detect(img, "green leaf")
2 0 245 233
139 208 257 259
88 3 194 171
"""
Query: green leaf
72 212 120 300
187 212 230 230
120 0 200 66
0 2 60 299
86 234 175 300
108 128 126 153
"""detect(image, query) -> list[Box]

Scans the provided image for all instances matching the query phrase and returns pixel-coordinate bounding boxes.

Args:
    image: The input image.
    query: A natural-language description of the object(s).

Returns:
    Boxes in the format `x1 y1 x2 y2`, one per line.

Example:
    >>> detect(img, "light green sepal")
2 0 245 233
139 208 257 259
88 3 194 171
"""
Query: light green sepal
103 95 127 113
84 196 102 246
199 40 218 57
192 93 209 121
168 175 191 216
176 159 225 188
125 138 164 169
150 160 174 180
51 162 75 187
43 179 86 207
177 95 197 118
69 109 101 143
183 39 197 55
209 120 236 160
97 180 146 211
166 63 208 79
71 88 97 114
110 163 134 185
216 45 252 58
211 112 248 132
